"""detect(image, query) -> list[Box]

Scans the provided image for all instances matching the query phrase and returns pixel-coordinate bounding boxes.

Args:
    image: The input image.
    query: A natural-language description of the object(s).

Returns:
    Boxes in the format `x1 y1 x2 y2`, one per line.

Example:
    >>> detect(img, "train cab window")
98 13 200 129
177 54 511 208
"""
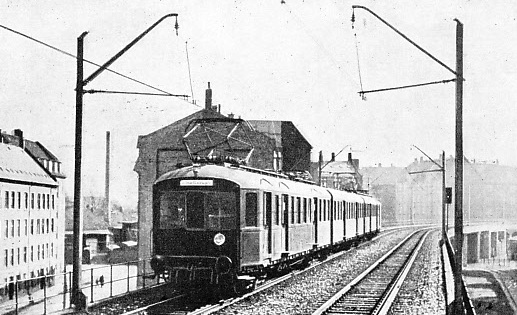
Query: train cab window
206 192 236 230
186 192 205 228
158 191 186 228
245 192 258 227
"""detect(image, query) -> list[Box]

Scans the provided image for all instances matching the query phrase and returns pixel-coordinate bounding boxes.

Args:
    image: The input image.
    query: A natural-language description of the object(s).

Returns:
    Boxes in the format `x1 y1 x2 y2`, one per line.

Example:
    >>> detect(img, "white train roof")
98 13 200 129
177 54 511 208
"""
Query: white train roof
156 163 380 205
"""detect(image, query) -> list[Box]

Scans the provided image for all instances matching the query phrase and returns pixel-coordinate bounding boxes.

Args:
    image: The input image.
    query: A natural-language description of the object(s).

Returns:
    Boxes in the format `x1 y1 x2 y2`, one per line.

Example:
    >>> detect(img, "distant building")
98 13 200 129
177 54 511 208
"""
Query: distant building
0 129 65 301
361 156 517 226
310 152 363 191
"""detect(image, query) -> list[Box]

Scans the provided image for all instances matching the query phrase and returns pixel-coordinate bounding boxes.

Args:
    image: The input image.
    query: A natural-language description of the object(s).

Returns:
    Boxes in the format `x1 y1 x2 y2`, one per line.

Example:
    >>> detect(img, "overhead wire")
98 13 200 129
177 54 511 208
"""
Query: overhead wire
281 1 360 90
0 23 200 107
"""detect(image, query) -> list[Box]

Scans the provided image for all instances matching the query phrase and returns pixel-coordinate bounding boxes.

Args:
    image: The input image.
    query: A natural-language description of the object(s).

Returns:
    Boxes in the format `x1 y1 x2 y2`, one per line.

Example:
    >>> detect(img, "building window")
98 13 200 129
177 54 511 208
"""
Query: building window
10 220 14 237
37 219 40 234
17 219 20 237
42 245 45 260
17 248 20 265
23 247 27 263
37 194 41 209
10 192 15 209
24 219 27 235
47 194 50 209
51 218 54 233
17 192 21 209
5 191 9 208
42 194 46 209
30 246 33 262
31 219 34 235
51 243 54 258
4 249 7 267
10 248 14 265
25 192 28 209
31 193 34 209
46 219 49 234
4 220 8 238
37 245 40 261
52 195 55 209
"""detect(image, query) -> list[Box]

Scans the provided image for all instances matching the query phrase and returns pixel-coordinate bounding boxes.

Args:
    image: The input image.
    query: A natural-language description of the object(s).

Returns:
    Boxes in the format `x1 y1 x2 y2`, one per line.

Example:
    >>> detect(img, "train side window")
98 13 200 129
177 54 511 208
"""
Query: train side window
245 192 258 227
318 199 323 221
303 198 307 223
323 200 327 221
291 197 295 224
282 195 289 225
275 195 280 225
297 197 301 224
264 192 272 227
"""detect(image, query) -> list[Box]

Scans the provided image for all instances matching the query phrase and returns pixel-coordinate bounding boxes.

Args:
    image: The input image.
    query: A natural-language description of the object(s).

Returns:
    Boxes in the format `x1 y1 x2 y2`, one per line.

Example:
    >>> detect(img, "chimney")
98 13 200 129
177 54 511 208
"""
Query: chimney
331 152 335 162
348 152 352 162
205 82 212 110
420 156 424 163
13 129 24 149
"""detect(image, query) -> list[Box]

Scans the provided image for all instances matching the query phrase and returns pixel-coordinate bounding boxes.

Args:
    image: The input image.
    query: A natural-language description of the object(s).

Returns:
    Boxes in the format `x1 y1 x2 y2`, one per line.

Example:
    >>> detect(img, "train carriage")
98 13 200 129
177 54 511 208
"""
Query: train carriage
150 161 381 293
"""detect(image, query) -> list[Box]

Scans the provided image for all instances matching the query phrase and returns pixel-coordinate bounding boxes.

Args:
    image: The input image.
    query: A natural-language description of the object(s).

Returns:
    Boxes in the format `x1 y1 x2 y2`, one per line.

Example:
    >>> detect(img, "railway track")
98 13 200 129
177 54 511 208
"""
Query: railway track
312 229 430 315
117 229 411 315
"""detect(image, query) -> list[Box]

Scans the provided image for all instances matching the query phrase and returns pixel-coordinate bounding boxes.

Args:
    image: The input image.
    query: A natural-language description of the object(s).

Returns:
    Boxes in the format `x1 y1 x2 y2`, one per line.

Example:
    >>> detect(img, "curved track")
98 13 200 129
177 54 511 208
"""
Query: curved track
312 229 430 315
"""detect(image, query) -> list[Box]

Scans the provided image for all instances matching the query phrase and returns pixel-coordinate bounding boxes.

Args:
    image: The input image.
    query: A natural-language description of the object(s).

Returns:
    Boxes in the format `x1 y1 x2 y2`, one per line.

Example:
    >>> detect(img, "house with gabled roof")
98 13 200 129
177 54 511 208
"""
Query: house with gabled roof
0 129 65 301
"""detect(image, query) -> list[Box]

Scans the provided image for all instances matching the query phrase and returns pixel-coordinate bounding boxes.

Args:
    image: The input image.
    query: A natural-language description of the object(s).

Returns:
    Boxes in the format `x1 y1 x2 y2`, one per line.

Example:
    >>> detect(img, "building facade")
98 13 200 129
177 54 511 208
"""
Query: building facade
0 129 65 301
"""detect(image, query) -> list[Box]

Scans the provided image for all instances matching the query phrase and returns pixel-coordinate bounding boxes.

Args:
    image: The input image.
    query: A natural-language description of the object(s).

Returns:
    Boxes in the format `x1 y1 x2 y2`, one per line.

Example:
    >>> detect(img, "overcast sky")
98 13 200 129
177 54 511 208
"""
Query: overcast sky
1 1 515 207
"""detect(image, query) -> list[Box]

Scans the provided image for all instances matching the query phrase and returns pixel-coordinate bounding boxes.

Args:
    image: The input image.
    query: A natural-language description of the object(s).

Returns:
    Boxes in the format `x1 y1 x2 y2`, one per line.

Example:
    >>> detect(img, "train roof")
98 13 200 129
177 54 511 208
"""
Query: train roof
156 164 380 205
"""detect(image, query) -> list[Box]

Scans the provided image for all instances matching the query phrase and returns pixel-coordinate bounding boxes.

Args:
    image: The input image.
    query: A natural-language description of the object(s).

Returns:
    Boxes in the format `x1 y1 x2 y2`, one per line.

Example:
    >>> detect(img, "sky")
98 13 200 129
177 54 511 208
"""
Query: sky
1 0 516 208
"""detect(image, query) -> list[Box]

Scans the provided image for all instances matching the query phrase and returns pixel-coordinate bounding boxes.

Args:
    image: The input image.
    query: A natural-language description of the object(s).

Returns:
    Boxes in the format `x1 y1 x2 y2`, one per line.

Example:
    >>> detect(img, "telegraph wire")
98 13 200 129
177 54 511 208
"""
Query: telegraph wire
0 23 200 107
185 41 195 104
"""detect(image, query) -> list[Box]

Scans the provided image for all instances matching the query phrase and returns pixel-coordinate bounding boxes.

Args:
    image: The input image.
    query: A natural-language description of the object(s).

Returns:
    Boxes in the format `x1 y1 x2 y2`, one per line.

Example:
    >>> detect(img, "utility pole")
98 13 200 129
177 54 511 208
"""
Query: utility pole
454 19 464 315
72 31 88 310
71 13 179 310
351 6 465 313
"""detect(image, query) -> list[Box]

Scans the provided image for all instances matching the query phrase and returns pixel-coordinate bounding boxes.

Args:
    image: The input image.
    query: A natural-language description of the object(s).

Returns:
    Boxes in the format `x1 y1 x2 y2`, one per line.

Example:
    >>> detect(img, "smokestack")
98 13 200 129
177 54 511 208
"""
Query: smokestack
205 82 212 110
13 129 24 149
105 131 111 226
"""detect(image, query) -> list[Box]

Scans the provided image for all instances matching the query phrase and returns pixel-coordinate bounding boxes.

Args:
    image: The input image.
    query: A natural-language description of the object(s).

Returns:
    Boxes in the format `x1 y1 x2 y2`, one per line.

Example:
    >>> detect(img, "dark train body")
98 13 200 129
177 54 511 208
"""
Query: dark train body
150 161 381 293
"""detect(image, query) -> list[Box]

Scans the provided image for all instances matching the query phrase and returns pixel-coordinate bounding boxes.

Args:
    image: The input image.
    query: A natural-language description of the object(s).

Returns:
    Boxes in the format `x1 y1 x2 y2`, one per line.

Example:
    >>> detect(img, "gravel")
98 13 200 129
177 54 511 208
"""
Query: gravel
214 229 416 315
388 230 446 315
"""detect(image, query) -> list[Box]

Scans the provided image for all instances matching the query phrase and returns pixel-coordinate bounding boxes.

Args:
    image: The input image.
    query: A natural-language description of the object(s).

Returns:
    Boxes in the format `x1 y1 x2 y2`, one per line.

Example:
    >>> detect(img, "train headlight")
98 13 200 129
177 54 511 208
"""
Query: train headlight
213 233 226 246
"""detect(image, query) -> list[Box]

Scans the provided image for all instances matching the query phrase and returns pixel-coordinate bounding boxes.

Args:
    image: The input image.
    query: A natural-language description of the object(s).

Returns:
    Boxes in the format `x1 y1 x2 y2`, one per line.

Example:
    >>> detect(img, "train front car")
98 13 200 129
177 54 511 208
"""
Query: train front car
150 165 244 294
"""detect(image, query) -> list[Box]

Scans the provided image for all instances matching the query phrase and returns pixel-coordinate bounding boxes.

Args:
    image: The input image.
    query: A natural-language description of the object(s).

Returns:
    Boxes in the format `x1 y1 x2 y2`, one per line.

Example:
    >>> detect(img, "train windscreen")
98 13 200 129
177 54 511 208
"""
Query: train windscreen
158 190 236 230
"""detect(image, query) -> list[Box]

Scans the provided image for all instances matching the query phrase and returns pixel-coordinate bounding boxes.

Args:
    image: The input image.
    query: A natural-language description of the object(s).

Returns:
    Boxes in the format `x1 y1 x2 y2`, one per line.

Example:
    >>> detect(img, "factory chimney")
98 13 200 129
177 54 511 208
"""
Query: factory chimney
205 82 212 110
105 131 111 226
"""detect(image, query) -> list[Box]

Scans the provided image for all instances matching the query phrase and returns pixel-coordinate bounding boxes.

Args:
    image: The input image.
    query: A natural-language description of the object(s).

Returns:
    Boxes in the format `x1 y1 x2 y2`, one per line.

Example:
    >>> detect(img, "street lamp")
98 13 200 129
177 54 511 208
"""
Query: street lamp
408 145 446 241
352 6 464 313
72 13 180 310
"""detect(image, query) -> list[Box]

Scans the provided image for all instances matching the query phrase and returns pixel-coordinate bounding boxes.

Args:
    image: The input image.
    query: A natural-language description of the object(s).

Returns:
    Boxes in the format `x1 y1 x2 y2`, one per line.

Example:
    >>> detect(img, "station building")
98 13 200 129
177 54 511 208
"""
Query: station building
0 129 66 300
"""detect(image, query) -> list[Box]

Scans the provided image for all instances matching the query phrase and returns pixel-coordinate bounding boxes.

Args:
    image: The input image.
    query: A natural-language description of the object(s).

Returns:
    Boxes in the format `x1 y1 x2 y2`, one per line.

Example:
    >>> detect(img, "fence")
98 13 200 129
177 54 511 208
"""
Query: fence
2 258 158 315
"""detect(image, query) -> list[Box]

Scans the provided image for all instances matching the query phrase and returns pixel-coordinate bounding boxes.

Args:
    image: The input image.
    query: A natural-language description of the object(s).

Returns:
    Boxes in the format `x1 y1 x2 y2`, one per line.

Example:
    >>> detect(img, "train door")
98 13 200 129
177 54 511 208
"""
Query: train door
355 202 359 236
264 192 272 255
282 194 289 252
363 202 366 236
313 197 318 244
343 201 346 239
329 194 334 245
